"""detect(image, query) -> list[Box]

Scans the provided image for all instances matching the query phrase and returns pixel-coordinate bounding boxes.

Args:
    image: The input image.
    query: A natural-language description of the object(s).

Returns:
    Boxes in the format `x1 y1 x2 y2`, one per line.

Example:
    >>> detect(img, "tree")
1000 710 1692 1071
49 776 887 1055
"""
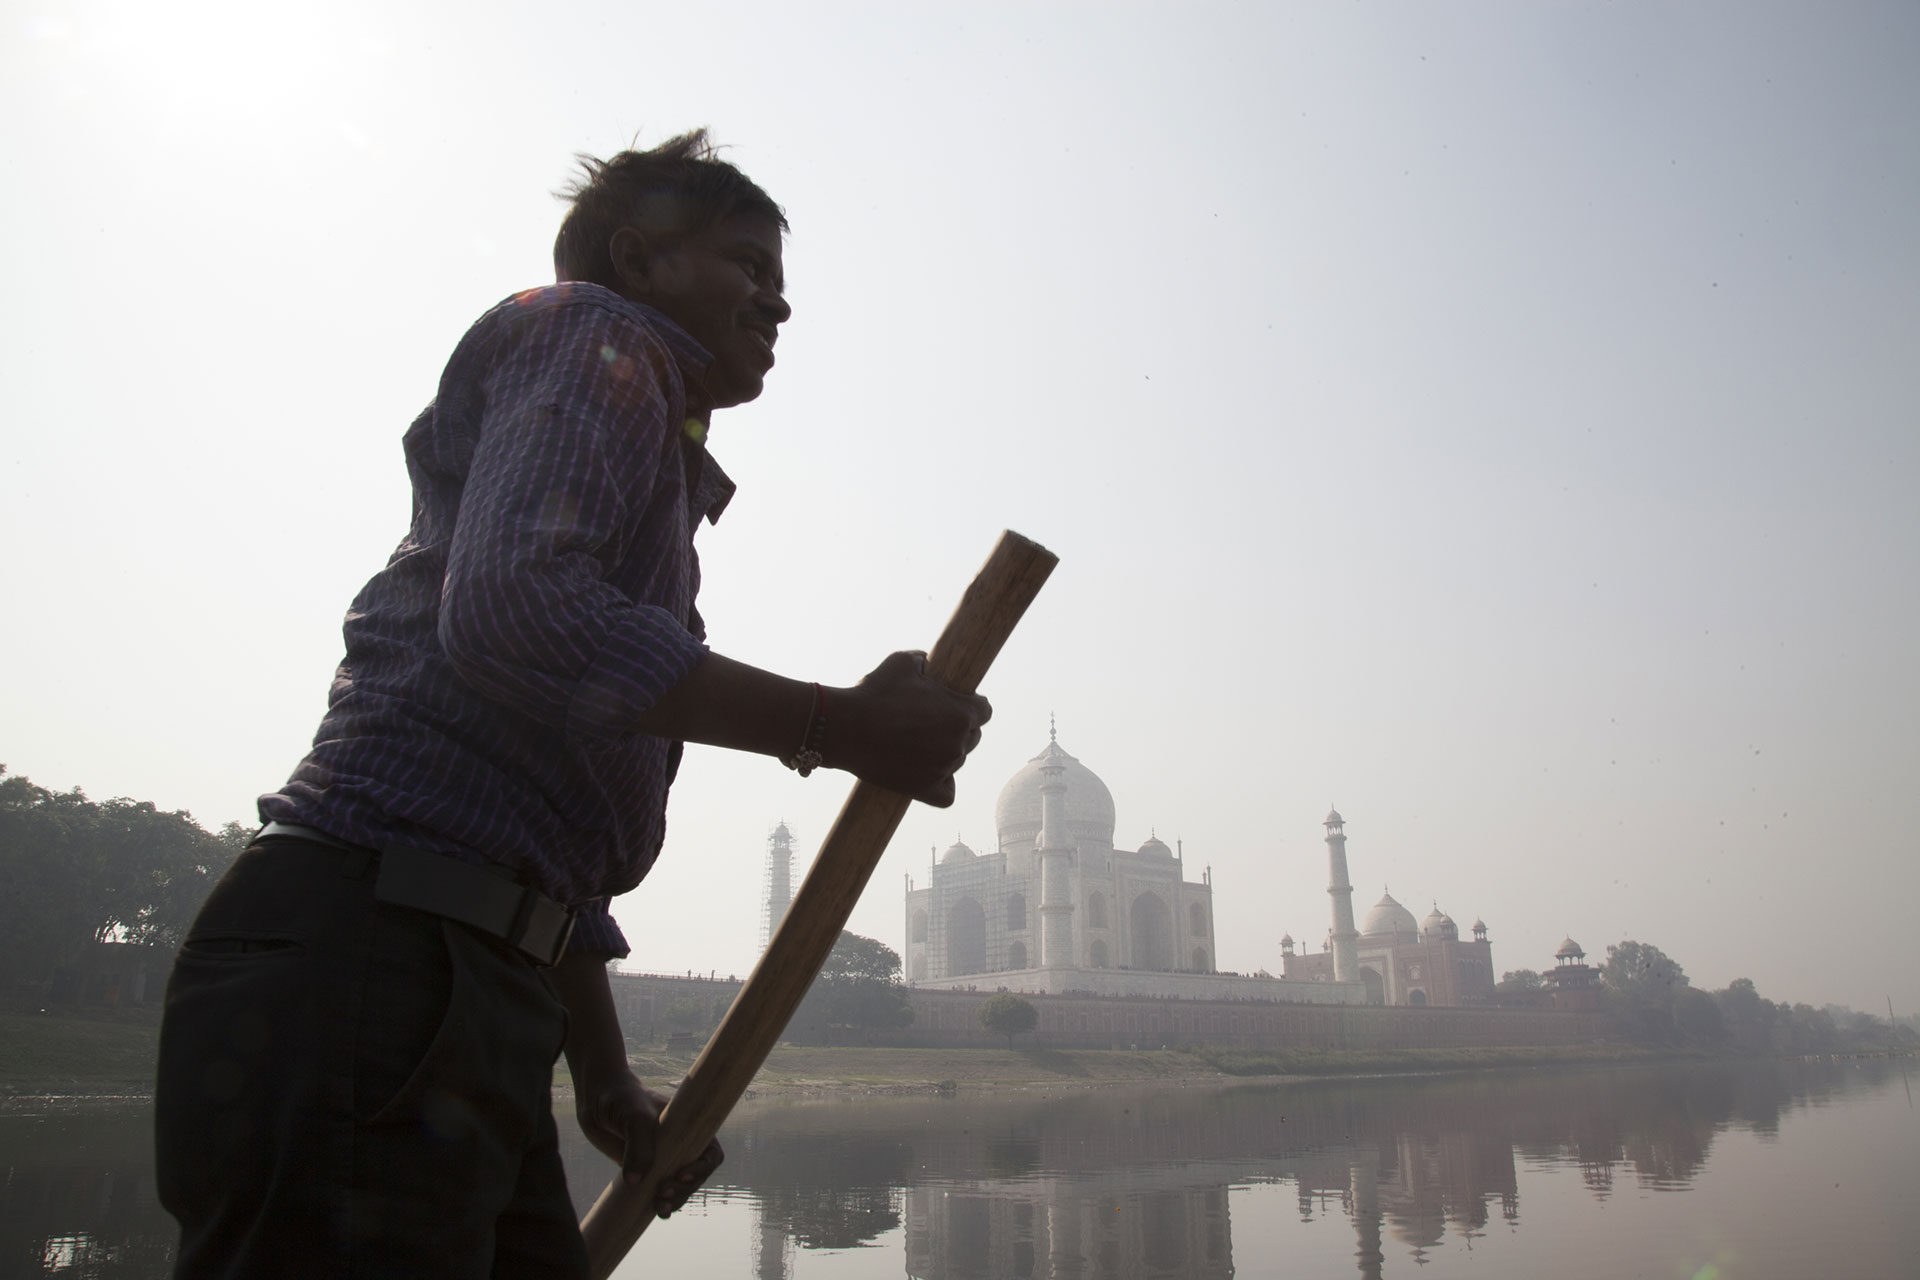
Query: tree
1715 978 1778 1054
1602 941 1692 1046
791 932 915 1045
0 767 249 998
978 993 1039 1049
1670 987 1726 1046
1496 969 1543 993
1603 941 1690 1003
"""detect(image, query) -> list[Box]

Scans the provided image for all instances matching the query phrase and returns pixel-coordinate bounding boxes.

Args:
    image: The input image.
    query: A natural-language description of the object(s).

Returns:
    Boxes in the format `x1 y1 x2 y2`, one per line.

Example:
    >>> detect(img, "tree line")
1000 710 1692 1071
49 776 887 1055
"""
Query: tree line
0 766 248 1000
1497 939 1917 1055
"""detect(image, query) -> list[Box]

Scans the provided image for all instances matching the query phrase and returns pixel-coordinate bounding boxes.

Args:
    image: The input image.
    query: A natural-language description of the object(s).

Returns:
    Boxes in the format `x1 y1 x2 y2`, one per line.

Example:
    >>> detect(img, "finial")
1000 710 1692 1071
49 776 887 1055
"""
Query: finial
1049 712 1057 742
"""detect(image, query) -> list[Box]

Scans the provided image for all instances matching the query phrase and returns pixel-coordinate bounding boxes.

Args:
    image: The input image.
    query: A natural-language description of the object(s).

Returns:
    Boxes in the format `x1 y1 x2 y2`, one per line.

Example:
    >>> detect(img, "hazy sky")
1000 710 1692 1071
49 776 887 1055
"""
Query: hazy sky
5 2 1915 1014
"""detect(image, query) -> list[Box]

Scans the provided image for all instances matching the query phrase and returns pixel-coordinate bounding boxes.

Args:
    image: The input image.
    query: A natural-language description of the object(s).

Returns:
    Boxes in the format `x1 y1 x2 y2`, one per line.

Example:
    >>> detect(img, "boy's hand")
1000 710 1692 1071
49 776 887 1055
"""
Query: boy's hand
576 1071 723 1219
829 650 992 806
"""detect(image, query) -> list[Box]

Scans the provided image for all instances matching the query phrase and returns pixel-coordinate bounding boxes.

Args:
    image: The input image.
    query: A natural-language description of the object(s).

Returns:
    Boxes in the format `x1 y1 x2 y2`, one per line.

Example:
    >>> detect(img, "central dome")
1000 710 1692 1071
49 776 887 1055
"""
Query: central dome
1361 891 1420 939
994 733 1117 849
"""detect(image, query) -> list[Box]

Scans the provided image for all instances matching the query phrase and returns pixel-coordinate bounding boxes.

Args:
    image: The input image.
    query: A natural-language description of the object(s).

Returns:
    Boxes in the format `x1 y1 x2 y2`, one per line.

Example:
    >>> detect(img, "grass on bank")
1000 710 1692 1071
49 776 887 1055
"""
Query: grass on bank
1179 1042 1661 1077
0 1008 164 1093
0 1005 1671 1097
596 1041 1664 1094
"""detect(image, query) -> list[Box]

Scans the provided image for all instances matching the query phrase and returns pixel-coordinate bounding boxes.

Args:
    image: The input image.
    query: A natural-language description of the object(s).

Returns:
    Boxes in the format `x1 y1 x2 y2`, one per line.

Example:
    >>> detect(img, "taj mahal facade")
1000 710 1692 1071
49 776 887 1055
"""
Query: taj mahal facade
883 728 1496 1008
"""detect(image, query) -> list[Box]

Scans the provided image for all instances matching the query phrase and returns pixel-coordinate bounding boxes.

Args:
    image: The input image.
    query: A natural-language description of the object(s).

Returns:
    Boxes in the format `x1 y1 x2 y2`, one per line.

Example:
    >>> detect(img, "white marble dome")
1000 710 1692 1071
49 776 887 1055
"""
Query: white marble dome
995 733 1117 849
1361 891 1420 938
940 839 977 865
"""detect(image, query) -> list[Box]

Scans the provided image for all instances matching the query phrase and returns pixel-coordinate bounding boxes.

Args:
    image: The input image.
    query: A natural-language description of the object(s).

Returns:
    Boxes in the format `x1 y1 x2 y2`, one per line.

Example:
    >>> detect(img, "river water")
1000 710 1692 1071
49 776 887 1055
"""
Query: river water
3 1059 1914 1278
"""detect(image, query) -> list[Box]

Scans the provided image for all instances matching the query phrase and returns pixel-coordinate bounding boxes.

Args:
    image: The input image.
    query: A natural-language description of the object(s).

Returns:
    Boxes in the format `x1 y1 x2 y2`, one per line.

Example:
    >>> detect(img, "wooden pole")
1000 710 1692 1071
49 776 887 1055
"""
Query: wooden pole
581 531 1058 1279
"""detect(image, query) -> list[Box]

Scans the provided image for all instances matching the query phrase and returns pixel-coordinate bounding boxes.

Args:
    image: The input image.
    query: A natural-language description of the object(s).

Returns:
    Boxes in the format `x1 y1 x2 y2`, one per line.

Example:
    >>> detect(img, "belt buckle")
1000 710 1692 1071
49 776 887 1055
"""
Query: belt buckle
508 890 574 968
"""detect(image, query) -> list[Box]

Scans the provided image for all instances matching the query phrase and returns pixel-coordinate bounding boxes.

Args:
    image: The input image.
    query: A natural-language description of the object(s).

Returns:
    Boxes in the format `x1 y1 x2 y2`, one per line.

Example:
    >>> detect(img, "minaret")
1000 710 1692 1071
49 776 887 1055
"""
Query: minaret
761 822 795 949
1324 808 1360 982
1037 722 1076 969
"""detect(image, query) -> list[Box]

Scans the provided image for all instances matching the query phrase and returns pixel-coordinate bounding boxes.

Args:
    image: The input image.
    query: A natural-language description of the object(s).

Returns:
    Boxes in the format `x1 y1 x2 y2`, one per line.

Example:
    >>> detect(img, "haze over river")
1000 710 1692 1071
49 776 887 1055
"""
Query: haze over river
3 1060 1914 1278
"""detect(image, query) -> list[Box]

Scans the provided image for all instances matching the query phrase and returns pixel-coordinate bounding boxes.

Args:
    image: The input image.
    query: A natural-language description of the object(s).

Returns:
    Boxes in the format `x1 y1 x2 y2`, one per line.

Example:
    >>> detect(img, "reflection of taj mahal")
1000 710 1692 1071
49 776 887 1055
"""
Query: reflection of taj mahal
898 728 1494 1007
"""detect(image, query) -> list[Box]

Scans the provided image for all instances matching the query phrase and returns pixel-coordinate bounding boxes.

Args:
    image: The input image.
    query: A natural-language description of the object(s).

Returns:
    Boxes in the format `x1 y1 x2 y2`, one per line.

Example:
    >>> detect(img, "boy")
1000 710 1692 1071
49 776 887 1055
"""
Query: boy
156 131 989 1278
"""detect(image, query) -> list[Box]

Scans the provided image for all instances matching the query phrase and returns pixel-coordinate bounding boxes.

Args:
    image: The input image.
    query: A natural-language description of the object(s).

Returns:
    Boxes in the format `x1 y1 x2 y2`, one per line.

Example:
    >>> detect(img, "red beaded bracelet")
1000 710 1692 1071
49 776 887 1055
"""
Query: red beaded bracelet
782 682 827 776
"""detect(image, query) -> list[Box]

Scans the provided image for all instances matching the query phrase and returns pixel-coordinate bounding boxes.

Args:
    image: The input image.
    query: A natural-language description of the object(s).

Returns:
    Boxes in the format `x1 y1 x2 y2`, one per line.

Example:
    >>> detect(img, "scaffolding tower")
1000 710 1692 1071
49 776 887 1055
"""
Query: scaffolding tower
761 821 796 950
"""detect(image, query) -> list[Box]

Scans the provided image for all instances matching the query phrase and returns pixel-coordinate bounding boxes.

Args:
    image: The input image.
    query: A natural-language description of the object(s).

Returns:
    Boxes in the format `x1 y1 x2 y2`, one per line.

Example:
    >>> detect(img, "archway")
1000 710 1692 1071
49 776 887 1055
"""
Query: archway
1089 938 1109 968
946 898 986 976
1008 940 1028 970
1130 893 1174 970
909 954 926 981
1408 989 1428 1007
910 910 927 944
1361 968 1386 1005
1191 946 1209 972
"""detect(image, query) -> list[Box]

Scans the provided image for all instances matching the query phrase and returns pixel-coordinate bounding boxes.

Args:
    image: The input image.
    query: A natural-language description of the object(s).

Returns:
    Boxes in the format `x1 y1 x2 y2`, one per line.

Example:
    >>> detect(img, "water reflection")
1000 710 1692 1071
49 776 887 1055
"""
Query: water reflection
0 1106 174 1279
1 1061 1910 1278
678 1059 1911 1280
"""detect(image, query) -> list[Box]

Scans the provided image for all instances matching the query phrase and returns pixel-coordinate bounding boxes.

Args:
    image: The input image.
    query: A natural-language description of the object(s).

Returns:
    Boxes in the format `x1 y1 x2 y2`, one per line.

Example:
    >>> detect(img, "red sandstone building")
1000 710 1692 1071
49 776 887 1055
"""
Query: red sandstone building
1277 811 1497 1007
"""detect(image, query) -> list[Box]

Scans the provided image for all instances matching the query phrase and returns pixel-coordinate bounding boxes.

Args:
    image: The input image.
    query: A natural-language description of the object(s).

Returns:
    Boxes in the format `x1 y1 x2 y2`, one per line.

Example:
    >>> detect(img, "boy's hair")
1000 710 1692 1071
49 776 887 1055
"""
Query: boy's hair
553 129 787 289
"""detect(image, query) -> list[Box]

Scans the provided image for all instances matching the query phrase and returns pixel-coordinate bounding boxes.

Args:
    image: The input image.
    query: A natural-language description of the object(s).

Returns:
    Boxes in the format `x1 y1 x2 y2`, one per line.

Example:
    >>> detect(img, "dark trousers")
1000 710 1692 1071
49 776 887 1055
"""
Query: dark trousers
155 838 588 1279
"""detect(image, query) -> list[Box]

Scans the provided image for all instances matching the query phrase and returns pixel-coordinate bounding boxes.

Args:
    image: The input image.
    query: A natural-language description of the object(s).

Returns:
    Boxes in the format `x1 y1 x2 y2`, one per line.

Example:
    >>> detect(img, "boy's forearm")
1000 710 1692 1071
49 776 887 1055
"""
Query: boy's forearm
630 651 815 760
632 649 992 807
547 949 635 1089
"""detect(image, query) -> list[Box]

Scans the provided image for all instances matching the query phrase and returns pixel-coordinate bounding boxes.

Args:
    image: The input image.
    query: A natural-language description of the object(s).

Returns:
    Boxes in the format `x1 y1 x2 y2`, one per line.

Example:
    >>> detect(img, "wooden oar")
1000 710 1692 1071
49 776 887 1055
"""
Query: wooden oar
581 530 1058 1279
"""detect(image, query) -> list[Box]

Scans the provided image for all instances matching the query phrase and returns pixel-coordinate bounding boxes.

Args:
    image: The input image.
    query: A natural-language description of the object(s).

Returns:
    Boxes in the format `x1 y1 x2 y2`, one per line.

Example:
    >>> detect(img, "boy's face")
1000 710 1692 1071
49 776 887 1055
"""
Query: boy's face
620 210 789 411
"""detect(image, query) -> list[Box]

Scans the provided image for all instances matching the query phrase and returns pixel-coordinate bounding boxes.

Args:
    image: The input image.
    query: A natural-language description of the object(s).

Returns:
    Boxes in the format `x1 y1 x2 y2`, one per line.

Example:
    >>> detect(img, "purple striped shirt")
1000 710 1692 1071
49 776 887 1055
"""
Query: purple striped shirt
261 283 735 956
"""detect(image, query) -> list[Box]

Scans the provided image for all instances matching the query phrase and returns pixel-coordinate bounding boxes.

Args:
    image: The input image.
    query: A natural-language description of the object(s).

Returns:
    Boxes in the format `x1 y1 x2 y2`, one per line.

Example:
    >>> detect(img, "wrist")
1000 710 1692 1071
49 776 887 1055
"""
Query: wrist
567 1048 640 1098
779 681 829 776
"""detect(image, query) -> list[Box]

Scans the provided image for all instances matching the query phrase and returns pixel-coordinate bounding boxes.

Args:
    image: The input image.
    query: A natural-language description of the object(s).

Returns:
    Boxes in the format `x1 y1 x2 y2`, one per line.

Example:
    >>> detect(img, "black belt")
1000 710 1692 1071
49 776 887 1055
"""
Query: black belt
256 822 575 967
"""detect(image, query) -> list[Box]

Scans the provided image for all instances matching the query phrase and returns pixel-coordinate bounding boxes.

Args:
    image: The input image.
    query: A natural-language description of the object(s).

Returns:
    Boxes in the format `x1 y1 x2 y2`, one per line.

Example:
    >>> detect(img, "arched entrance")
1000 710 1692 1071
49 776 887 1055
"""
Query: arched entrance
1008 940 1028 970
1361 968 1386 1005
1191 946 1209 972
946 898 985 976
1130 893 1173 970
1408 989 1428 1007
1089 938 1109 968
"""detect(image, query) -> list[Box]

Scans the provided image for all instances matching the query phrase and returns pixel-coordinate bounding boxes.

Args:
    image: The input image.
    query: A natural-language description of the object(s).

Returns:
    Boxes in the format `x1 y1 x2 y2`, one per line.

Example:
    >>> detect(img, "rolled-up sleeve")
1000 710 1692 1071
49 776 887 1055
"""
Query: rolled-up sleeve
567 897 629 959
436 304 708 741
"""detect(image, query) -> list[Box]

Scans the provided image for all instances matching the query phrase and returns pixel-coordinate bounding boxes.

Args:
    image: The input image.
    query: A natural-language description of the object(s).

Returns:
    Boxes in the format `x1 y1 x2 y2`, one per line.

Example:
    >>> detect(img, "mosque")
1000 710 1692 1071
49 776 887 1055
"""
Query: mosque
875 727 1497 1008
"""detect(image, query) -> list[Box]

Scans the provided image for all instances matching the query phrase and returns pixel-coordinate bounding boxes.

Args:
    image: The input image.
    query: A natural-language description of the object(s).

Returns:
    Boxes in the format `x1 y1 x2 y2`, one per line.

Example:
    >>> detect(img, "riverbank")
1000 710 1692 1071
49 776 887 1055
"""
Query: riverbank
0 1009 164 1097
609 1040 1667 1096
3 1006 1672 1099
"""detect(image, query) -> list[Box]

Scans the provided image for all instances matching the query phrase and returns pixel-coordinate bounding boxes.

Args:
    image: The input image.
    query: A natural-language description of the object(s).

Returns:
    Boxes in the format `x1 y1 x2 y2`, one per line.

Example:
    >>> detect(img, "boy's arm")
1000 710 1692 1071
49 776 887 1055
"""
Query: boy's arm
547 948 720 1219
632 648 989 808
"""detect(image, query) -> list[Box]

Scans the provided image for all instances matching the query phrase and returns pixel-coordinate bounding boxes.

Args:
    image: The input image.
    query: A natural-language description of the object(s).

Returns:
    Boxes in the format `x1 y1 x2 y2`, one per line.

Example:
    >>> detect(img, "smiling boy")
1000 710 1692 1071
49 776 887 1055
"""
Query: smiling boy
154 131 989 1278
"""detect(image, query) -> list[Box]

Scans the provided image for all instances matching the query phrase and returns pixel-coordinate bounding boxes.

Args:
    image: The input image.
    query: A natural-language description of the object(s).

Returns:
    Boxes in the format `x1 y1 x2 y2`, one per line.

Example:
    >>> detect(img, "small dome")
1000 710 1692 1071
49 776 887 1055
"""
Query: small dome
1280 932 1295 945
1138 834 1172 858
1361 892 1420 938
1555 937 1585 959
771 822 792 842
940 840 977 865
1471 918 1487 932
1325 807 1344 825
1422 907 1458 941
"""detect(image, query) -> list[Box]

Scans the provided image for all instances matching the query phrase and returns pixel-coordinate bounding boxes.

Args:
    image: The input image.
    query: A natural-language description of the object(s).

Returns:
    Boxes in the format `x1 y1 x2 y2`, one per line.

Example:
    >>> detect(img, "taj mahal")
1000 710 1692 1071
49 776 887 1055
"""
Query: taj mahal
864 727 1497 1008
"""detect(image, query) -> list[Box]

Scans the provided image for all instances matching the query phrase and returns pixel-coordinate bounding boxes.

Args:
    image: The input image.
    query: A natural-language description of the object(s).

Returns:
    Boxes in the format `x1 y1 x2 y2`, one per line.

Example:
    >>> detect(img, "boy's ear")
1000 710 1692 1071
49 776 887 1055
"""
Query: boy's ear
609 226 660 299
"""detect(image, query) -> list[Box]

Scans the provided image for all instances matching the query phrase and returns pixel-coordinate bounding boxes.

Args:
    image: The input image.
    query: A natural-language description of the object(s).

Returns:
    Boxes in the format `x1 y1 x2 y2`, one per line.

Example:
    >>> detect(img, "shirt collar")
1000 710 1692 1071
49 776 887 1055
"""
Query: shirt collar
586 287 737 525
686 435 737 526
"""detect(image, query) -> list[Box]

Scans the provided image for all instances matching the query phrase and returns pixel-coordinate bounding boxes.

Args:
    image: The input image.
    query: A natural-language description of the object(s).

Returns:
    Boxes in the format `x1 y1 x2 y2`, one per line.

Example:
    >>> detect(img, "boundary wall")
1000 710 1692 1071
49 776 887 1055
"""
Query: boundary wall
607 971 1608 1051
